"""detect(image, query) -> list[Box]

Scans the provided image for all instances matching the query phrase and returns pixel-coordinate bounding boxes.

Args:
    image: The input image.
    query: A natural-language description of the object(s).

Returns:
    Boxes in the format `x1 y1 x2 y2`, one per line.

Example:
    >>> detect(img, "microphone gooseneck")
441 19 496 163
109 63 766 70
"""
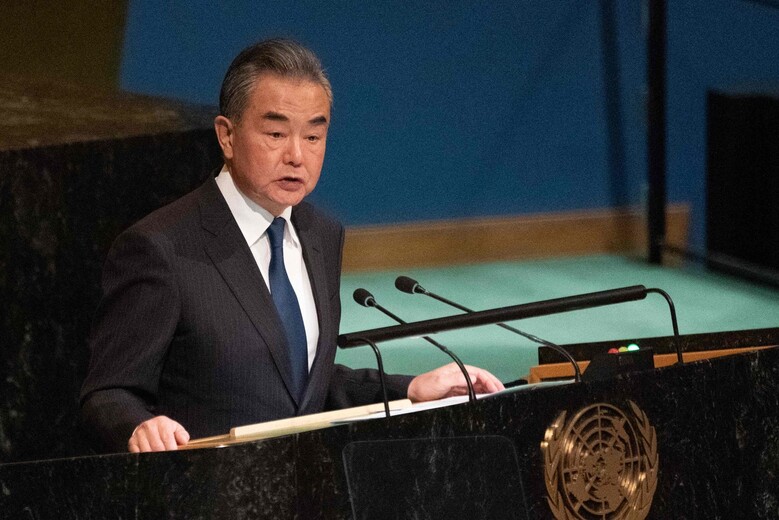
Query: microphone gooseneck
394 276 583 383
352 288 477 402
646 287 683 364
350 336 391 417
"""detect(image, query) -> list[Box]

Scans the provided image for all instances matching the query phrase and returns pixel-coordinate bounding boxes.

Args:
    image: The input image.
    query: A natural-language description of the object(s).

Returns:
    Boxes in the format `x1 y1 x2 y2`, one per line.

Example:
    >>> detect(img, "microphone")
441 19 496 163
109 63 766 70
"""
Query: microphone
352 288 477 402
395 276 582 382
395 276 423 295
353 288 377 308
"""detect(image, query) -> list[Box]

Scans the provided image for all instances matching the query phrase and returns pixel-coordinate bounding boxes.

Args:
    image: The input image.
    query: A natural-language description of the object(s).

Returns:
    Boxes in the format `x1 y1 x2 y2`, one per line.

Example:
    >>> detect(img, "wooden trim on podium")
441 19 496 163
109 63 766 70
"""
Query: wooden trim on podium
183 399 412 450
342 204 689 271
527 345 775 384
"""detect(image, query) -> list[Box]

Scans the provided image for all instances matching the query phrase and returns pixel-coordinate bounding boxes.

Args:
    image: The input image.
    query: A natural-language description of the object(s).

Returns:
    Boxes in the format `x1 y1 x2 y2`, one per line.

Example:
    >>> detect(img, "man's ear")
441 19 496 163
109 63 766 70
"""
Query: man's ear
214 115 234 160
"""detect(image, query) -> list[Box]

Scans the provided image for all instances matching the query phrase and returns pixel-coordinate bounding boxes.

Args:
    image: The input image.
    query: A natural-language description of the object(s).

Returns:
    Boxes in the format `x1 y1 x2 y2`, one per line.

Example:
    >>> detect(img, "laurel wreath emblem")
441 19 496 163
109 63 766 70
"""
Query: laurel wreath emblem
541 401 658 520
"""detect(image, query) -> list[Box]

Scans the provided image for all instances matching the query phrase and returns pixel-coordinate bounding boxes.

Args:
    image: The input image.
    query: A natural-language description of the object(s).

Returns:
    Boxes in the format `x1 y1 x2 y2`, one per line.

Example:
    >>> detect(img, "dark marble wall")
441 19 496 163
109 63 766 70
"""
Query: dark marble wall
0 102 222 461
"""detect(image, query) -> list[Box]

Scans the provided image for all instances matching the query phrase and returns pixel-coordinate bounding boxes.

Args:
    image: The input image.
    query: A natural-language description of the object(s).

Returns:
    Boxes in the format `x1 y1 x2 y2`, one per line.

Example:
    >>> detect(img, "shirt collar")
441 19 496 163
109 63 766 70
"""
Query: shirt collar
214 165 300 248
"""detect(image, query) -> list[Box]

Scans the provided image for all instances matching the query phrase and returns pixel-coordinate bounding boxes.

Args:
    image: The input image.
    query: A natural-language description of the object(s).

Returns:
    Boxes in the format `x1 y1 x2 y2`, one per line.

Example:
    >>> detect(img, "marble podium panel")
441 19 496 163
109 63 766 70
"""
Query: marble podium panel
1 345 777 519
0 76 222 463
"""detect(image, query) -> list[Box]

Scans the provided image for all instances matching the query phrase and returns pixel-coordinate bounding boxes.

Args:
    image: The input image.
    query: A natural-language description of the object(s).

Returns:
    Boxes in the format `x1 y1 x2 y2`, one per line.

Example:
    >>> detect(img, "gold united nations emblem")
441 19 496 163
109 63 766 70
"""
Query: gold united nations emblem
541 401 658 520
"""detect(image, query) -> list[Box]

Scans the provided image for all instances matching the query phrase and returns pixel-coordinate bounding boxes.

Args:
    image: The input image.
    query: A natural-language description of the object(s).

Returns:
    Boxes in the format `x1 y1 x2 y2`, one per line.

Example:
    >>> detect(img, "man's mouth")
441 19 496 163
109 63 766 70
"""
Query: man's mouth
278 177 304 190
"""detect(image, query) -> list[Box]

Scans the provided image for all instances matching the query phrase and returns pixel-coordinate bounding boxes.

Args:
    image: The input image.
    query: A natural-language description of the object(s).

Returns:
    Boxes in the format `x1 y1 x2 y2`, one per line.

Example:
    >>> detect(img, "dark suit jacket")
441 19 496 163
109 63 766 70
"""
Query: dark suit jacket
80 178 410 452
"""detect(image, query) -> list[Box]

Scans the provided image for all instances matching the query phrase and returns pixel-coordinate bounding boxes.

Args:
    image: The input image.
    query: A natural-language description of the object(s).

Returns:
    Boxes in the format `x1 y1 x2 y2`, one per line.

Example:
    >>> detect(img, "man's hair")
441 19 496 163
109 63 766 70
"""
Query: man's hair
219 38 332 121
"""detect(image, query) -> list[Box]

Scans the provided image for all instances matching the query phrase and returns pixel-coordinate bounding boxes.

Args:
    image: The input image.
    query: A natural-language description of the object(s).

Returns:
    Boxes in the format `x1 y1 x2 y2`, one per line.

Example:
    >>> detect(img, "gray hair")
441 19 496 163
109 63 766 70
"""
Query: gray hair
219 38 333 121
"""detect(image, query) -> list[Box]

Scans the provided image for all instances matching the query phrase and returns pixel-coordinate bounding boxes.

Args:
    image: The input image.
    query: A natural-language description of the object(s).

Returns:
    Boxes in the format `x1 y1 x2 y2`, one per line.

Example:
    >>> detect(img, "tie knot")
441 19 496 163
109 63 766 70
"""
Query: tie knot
267 217 286 249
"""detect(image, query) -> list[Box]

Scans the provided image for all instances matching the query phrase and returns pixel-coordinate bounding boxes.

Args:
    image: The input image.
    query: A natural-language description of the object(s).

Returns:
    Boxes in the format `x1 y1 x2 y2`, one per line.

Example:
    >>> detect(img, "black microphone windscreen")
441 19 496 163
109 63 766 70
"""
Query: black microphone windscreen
395 276 420 294
353 288 375 307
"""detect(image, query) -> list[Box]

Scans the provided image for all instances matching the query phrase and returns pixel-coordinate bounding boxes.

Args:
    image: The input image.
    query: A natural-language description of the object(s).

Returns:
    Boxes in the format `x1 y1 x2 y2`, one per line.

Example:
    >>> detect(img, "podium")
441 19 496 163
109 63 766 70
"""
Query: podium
1 329 778 519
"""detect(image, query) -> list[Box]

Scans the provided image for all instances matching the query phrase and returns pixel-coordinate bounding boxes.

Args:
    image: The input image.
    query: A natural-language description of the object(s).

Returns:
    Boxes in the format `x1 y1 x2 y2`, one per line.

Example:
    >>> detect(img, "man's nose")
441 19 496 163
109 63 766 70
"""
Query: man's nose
283 136 303 166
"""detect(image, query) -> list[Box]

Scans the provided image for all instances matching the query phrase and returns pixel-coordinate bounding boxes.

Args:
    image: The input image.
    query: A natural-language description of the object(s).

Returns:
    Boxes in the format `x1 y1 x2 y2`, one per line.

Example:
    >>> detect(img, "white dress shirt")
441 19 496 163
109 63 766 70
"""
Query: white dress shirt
215 167 319 370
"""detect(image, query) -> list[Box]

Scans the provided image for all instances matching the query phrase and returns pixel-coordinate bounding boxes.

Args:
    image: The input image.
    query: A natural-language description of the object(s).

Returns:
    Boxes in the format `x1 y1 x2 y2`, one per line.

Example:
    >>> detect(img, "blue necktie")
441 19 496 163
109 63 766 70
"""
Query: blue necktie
266 217 308 401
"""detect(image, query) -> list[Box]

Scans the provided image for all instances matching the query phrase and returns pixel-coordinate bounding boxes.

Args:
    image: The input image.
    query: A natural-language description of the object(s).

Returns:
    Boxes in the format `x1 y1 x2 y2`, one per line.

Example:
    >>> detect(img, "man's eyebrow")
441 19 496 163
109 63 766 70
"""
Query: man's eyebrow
261 112 328 125
263 111 288 122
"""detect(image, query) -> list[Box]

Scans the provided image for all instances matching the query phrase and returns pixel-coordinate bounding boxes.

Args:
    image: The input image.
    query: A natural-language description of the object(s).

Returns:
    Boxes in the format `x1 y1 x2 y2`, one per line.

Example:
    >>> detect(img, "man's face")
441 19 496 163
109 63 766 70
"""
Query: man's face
215 73 330 216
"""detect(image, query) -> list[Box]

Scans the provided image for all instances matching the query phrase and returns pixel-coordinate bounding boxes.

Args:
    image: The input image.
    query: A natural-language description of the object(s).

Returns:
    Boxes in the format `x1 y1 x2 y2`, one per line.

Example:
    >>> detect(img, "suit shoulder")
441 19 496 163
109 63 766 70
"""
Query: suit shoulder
124 180 216 238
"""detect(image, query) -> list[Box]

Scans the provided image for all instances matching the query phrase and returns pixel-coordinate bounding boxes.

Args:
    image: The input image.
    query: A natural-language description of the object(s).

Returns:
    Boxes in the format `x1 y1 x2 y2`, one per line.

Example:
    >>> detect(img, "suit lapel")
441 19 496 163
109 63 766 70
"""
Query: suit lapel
293 206 335 411
198 180 300 405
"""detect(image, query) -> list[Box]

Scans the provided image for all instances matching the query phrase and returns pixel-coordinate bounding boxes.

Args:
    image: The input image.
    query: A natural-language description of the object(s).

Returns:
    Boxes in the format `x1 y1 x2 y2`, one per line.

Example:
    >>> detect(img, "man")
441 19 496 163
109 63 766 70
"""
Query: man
80 39 503 453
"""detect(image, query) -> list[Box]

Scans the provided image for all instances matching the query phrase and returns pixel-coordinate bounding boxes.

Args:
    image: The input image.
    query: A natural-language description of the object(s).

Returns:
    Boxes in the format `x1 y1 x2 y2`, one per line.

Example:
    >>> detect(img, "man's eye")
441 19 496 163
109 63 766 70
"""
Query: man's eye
268 132 283 139
306 135 320 142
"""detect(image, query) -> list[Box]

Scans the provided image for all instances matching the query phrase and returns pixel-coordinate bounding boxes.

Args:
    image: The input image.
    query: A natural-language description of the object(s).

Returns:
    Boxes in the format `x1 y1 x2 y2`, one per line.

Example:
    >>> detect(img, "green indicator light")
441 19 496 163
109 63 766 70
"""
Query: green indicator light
627 344 640 351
